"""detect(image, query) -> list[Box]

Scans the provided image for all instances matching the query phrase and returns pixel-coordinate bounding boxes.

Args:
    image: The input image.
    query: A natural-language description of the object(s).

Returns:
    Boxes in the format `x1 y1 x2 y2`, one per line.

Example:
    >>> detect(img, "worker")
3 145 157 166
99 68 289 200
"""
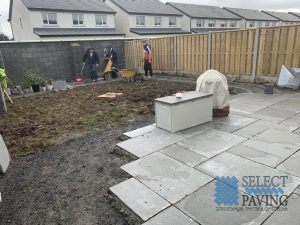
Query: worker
104 44 118 79
0 67 8 89
82 48 99 82
143 41 153 78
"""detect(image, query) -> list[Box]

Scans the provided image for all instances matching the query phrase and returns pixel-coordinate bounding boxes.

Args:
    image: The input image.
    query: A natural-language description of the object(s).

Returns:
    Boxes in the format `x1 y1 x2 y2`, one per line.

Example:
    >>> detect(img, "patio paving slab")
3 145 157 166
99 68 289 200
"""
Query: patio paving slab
160 144 207 167
109 178 170 221
253 120 298 133
262 194 300 225
294 185 300 196
196 152 300 196
121 152 213 204
228 145 284 168
142 206 198 225
233 122 269 138
293 128 300 135
248 107 296 123
177 123 212 138
124 125 157 138
230 101 267 115
177 129 247 158
176 181 273 225
270 99 300 113
276 151 300 177
241 129 300 158
117 128 184 158
213 114 257 128
280 113 300 127
230 93 278 106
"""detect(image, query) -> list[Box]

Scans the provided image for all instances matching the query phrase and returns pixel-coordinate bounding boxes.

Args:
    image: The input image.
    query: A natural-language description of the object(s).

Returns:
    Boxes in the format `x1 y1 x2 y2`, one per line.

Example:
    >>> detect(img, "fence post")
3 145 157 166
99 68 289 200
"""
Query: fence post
0 87 7 115
133 41 137 69
208 31 212 70
252 27 260 83
173 36 177 74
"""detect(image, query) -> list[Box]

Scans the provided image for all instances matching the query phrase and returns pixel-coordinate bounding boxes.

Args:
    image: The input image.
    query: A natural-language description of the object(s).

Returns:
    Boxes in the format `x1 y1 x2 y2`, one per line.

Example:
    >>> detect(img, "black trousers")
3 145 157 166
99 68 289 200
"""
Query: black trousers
144 60 153 77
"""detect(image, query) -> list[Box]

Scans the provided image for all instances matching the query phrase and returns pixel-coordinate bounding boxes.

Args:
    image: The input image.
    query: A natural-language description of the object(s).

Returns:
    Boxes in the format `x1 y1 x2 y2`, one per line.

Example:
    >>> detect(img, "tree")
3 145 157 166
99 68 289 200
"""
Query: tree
0 34 10 41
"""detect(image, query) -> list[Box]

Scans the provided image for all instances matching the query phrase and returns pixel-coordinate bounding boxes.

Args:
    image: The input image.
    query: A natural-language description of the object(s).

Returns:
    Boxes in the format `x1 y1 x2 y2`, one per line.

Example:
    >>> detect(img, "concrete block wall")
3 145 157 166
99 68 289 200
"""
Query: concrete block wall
0 39 125 83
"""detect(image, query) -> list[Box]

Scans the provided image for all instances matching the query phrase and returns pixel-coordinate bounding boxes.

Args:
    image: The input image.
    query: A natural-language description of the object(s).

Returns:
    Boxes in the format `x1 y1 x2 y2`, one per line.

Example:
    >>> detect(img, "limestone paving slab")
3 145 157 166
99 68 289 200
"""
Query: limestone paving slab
293 128 300 135
142 206 198 225
196 152 300 196
160 144 207 167
228 145 284 168
229 101 267 116
177 123 212 138
262 194 300 225
230 93 278 106
0 135 11 173
276 151 300 177
248 107 296 123
110 178 170 221
177 129 247 158
252 120 298 133
117 128 184 158
213 114 257 128
294 185 300 196
176 181 273 225
233 122 269 138
241 129 300 158
121 152 213 204
280 113 300 127
270 99 300 113
124 125 157 138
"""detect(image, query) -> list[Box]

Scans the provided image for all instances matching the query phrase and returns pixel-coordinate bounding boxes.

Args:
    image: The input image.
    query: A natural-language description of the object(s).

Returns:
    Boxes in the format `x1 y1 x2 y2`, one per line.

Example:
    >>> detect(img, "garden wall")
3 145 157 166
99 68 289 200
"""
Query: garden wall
0 39 126 83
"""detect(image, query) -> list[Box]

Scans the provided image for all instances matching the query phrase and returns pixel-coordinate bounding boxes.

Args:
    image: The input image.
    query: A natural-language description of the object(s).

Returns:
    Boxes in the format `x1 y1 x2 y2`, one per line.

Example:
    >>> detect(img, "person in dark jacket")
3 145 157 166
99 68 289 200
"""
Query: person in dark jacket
104 45 118 79
143 42 153 78
82 48 99 82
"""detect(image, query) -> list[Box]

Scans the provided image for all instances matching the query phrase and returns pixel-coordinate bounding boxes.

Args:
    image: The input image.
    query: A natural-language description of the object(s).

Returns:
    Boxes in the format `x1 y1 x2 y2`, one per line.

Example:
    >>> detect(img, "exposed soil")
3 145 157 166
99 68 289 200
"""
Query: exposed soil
0 80 196 225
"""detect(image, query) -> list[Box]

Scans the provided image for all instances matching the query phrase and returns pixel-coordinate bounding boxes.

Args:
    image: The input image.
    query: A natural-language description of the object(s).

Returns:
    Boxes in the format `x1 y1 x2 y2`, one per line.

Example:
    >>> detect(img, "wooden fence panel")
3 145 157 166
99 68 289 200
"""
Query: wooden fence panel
124 25 300 78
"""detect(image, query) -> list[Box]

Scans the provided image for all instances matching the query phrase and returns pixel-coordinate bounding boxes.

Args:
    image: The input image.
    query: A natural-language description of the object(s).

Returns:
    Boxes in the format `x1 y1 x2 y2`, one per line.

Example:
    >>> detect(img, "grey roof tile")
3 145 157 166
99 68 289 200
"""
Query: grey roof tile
130 28 190 35
33 28 124 36
191 28 239 33
111 0 182 16
289 12 300 19
167 2 241 20
262 11 300 22
224 7 278 21
21 0 116 13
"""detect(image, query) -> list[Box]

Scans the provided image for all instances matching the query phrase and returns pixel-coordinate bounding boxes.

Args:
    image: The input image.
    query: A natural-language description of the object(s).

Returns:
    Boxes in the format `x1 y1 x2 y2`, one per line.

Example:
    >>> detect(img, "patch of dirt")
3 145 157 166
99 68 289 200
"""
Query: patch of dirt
0 80 195 158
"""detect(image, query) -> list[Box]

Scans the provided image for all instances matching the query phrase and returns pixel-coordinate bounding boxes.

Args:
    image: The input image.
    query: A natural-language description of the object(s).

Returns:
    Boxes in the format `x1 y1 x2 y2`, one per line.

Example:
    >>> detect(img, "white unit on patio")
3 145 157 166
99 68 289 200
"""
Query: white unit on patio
155 91 213 133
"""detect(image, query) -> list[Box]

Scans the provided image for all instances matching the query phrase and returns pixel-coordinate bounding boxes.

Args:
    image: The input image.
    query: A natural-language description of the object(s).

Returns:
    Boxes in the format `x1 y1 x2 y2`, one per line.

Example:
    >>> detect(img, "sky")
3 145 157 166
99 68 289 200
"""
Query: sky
0 0 300 38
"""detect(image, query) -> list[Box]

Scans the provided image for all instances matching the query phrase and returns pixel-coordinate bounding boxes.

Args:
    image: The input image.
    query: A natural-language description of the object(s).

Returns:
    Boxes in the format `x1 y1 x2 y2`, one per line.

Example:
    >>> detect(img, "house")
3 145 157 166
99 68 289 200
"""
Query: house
166 3 242 33
262 11 300 25
224 7 279 28
289 12 300 19
105 0 190 37
8 0 125 41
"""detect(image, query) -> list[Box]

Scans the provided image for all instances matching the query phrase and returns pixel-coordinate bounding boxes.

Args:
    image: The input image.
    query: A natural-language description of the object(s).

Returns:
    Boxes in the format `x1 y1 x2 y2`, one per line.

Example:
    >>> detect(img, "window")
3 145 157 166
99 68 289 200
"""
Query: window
220 20 227 28
229 20 236 27
249 21 255 27
265 21 270 27
169 17 176 26
136 16 145 26
208 19 215 27
272 21 277 26
72 14 84 25
196 19 204 27
42 12 57 25
257 21 262 27
154 16 162 26
96 14 107 26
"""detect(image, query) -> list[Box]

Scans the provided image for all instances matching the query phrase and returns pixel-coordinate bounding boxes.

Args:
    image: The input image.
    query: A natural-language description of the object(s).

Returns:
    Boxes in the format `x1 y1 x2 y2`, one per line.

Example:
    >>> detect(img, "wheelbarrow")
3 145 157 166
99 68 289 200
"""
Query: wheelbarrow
100 58 120 80
119 69 143 82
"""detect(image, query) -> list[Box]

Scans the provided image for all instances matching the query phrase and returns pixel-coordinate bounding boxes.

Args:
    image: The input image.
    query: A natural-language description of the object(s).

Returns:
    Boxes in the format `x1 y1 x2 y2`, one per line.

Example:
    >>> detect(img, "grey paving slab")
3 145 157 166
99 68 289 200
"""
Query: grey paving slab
177 123 212 138
233 122 269 138
110 178 170 221
263 194 300 225
276 151 300 177
271 99 300 113
0 135 11 173
253 120 298 133
177 129 247 158
280 113 300 127
228 145 284 168
264 93 300 105
231 93 278 106
121 152 213 204
196 152 300 196
117 129 184 158
241 129 300 158
142 206 198 225
248 107 296 123
124 125 157 138
213 114 257 128
176 181 273 225
160 144 207 167
293 128 300 135
294 185 300 196
230 101 267 115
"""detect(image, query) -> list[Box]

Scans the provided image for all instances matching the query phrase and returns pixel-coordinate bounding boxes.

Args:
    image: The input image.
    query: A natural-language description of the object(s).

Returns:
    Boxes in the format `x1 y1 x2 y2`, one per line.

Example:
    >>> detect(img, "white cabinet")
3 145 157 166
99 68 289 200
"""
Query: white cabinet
155 91 213 133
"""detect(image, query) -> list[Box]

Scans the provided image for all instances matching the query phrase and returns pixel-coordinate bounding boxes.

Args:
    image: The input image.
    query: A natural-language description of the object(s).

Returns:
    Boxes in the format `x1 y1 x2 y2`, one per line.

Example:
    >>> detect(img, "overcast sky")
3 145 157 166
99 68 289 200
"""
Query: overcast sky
0 0 300 38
